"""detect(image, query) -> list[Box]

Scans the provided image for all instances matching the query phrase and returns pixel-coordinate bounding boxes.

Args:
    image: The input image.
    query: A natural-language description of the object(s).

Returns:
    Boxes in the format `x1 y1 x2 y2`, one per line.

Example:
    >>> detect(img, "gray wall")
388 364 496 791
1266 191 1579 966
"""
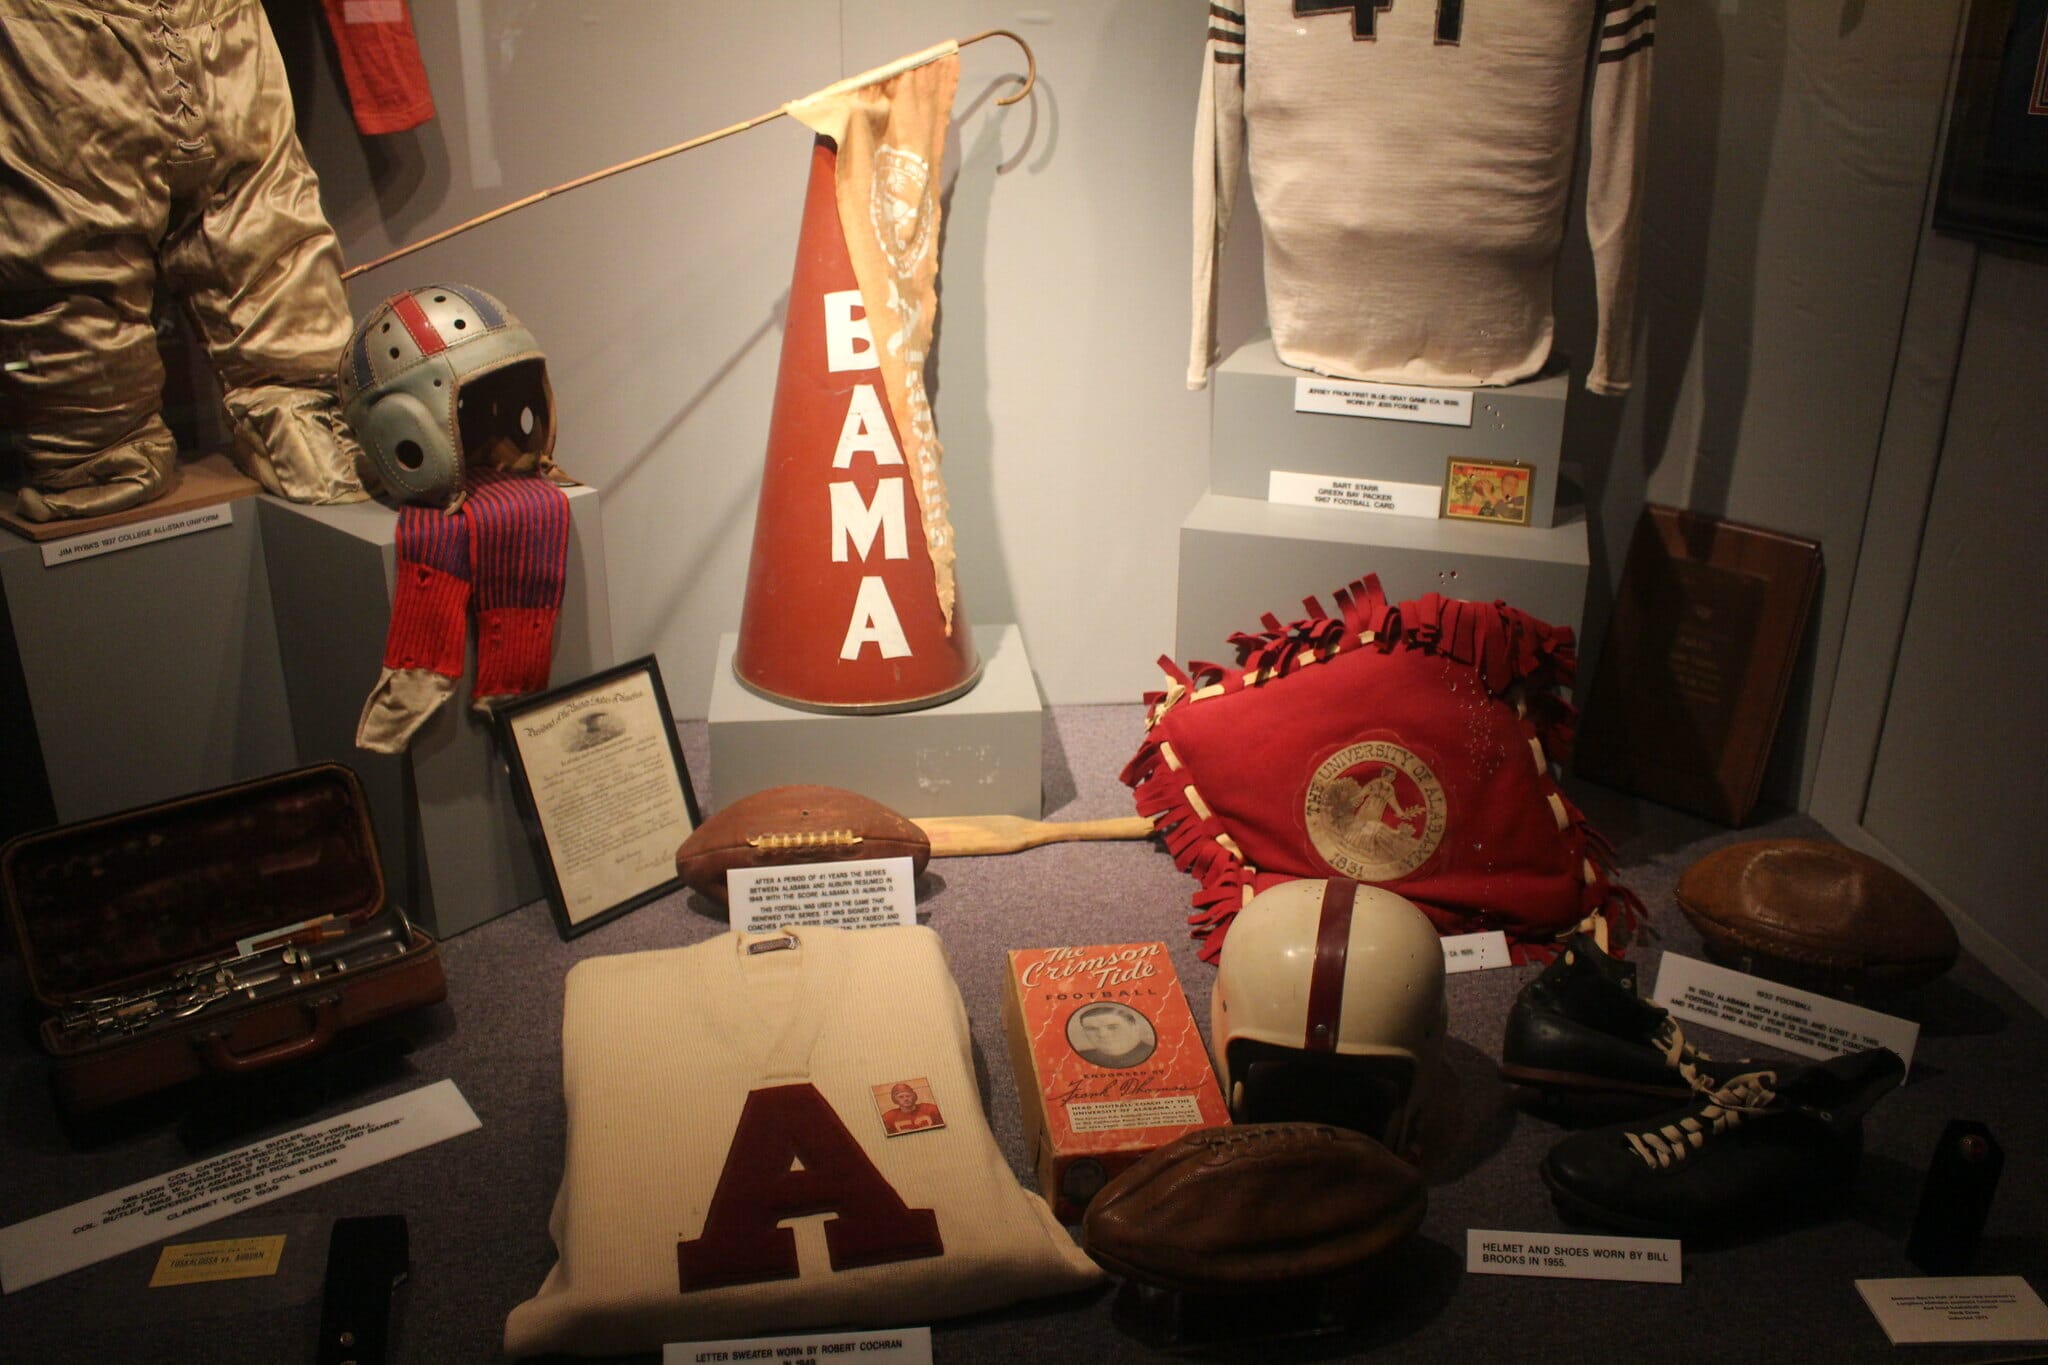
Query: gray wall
1573 0 1973 810
282 2 2000 824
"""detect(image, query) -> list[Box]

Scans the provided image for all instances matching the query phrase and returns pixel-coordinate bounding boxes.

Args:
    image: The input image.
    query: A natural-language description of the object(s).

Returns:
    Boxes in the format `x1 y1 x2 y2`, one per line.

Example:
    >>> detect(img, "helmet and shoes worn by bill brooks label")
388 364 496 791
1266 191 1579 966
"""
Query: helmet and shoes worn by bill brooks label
1499 932 1750 1102
1211 877 1447 1159
1538 1046 1906 1239
340 283 566 509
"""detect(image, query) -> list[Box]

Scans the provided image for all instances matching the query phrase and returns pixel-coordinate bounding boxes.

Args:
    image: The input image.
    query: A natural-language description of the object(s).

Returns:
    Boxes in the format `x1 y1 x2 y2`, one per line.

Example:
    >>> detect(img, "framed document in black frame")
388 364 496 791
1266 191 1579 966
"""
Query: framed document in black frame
1935 0 2048 246
495 656 701 938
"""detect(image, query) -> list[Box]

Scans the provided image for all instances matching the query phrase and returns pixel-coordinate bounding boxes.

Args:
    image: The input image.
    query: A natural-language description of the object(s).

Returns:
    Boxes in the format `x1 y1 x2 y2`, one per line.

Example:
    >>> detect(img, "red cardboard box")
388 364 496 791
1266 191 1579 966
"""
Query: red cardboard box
1001 942 1230 1220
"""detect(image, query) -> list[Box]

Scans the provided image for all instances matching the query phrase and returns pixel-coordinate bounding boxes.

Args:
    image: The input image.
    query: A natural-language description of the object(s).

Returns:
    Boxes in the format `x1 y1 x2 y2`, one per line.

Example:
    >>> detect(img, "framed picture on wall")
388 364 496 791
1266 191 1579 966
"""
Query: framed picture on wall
1935 0 2048 245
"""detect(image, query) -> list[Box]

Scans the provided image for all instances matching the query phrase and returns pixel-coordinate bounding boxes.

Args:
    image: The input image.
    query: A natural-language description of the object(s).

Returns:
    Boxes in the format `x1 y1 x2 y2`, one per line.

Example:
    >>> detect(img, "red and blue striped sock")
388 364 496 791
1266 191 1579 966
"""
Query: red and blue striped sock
466 469 571 699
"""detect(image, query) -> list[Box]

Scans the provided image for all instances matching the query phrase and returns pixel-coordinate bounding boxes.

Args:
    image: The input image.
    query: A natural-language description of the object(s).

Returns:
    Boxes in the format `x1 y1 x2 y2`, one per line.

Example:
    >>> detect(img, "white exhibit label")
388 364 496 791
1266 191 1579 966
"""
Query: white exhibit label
0 1079 479 1293
1268 470 1439 517
1651 952 1920 1075
666 1326 933 1365
1441 930 1512 974
1466 1228 1681 1284
732 857 917 934
40 503 232 567
1294 376 1474 426
1857 1277 2048 1345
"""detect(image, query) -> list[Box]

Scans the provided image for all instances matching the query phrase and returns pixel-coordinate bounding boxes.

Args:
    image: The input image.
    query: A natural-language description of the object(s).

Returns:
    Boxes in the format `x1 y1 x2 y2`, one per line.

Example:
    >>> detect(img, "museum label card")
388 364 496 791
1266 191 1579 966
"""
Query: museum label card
1857 1276 2048 1344
1466 1229 1681 1284
1294 376 1474 426
1441 930 1512 973
1268 470 1439 517
39 503 231 567
0 1079 478 1293
666 1326 932 1364
148 1235 286 1287
1651 952 1920 1075
732 857 917 934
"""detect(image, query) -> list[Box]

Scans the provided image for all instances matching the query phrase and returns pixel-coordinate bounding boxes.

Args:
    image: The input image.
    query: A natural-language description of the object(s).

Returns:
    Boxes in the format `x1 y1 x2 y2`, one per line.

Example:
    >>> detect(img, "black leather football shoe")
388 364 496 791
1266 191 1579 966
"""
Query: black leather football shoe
1539 1047 1907 1237
1500 934 1729 1099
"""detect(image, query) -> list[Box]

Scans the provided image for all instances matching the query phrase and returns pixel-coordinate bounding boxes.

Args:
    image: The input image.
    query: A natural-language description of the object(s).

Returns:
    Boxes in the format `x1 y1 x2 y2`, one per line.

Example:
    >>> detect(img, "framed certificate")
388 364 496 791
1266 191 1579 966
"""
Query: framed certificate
495 657 701 938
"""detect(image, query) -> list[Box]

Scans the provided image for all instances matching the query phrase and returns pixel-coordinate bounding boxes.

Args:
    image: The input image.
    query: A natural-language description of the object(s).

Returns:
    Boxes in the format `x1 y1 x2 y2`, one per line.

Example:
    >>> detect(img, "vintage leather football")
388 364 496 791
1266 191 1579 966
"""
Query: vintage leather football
1081 1123 1425 1289
1676 839 1958 996
674 784 930 906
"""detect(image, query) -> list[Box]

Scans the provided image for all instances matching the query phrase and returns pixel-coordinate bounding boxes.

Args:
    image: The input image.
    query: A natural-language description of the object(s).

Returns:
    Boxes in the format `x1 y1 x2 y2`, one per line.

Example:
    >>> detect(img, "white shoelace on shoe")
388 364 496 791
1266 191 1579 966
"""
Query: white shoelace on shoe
1652 1014 1718 1093
1623 1071 1778 1170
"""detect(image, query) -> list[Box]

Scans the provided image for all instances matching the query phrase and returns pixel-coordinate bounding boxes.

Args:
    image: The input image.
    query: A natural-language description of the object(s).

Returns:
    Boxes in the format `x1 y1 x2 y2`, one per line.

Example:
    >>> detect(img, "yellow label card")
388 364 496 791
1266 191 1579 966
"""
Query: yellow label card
149 1235 285 1287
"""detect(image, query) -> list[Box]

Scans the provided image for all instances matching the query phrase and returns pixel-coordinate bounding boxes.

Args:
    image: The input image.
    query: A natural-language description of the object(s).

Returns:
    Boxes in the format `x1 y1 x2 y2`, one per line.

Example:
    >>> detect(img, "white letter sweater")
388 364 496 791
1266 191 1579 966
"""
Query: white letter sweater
1191 0 1655 395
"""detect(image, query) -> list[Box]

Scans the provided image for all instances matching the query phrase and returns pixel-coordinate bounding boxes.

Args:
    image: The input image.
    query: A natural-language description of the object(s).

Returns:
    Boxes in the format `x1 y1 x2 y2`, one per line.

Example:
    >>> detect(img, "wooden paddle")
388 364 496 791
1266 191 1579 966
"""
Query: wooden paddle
911 814 1156 858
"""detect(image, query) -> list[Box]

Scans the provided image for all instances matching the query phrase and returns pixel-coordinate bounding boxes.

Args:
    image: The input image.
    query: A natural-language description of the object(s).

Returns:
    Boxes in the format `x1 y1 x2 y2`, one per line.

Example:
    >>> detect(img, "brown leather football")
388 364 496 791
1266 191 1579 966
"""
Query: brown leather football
1081 1123 1425 1289
674 784 930 907
1675 838 1958 996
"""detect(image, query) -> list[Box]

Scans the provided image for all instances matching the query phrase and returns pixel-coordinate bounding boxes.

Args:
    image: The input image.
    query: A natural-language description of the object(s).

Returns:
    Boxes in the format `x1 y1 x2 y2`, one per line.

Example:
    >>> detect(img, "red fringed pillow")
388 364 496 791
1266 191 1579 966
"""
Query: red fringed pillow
1122 575 1639 963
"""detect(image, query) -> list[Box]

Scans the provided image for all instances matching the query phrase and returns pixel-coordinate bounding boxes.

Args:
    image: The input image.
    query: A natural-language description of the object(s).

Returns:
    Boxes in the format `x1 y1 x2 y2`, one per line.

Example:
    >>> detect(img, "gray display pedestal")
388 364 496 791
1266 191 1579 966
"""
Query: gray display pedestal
707 625 1043 818
0 497 296 823
1211 334 1571 528
1175 492 1590 661
259 488 614 937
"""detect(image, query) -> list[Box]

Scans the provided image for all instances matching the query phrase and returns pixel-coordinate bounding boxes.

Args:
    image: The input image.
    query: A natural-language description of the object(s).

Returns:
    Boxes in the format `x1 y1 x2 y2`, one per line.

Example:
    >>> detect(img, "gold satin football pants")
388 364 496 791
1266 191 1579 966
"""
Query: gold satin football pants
0 0 363 520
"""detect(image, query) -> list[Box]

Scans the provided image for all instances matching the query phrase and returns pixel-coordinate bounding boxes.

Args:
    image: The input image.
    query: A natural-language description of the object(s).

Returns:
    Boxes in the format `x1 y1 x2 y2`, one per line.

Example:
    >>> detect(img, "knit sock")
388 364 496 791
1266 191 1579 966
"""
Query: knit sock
356 503 471 753
466 469 571 706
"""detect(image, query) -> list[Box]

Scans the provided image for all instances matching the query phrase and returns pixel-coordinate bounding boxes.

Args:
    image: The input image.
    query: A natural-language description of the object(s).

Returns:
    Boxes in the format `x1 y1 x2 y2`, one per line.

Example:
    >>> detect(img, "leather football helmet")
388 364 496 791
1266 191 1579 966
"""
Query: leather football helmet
339 283 556 506
1210 877 1447 1155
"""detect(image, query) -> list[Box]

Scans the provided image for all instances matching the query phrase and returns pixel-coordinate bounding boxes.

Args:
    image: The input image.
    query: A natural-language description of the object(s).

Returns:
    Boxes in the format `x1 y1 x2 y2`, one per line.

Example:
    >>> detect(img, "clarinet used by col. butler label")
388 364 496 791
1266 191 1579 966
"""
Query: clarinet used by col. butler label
55 907 414 1045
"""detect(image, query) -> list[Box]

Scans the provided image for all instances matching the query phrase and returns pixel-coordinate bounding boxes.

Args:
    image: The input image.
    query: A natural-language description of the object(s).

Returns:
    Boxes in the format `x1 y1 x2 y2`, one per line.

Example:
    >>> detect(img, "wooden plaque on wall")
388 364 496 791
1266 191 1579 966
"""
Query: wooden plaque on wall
1576 506 1821 826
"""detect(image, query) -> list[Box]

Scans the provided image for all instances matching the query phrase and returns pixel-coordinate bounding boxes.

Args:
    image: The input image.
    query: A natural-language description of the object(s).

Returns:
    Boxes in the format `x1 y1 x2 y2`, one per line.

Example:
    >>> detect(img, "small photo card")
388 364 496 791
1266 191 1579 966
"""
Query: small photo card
1652 952 1920 1076
731 857 917 934
1857 1276 2048 1345
1443 459 1533 525
872 1078 946 1138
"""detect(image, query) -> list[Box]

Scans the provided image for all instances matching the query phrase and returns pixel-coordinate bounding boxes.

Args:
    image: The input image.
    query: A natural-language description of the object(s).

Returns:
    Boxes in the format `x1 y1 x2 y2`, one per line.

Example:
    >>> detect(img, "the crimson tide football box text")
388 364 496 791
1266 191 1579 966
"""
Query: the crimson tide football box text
1002 942 1230 1221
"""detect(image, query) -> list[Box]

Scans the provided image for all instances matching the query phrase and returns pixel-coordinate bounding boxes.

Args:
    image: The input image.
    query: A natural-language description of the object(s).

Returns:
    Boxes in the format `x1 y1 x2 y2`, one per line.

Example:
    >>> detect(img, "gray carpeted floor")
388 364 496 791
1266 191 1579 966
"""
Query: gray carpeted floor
2 704 2042 1363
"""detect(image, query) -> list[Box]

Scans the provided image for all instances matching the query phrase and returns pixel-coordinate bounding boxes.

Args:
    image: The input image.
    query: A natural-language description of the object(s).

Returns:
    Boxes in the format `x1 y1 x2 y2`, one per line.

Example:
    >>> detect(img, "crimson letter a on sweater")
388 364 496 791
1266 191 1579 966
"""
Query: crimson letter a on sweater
676 1083 943 1290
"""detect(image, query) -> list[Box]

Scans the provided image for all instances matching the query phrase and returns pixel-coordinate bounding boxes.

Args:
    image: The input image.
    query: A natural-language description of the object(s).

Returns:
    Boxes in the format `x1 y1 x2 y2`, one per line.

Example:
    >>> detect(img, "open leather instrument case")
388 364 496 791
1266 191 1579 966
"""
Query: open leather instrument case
1 764 445 1117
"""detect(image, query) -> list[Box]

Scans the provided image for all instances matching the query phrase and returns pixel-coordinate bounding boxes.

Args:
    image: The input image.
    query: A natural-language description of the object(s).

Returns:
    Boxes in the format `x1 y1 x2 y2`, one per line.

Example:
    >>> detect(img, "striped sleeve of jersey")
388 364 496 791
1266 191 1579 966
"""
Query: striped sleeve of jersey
1585 0 1655 396
1189 3 1247 390
1599 0 1655 63
1209 1 1246 60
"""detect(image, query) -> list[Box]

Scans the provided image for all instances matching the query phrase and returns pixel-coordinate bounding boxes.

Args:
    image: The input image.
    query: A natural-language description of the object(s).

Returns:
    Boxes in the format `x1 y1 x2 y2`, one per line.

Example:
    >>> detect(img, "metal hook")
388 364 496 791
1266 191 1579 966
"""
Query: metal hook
961 27 1037 106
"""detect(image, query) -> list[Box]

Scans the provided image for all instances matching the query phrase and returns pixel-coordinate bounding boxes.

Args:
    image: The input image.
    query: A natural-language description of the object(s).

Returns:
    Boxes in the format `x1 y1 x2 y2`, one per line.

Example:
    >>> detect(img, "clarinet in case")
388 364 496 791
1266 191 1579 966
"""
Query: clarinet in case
1 764 446 1116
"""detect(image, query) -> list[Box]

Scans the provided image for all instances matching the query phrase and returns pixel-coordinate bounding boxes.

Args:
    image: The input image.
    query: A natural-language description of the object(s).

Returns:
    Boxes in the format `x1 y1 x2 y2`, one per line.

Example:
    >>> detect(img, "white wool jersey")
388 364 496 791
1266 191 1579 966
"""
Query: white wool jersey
1190 0 1655 395
504 926 1101 1357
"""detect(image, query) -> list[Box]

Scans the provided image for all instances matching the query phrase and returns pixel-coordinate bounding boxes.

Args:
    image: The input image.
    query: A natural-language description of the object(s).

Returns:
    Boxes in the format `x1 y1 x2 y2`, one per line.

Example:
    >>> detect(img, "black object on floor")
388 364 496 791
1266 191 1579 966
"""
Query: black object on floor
1907 1119 2003 1273
316 1214 409 1365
